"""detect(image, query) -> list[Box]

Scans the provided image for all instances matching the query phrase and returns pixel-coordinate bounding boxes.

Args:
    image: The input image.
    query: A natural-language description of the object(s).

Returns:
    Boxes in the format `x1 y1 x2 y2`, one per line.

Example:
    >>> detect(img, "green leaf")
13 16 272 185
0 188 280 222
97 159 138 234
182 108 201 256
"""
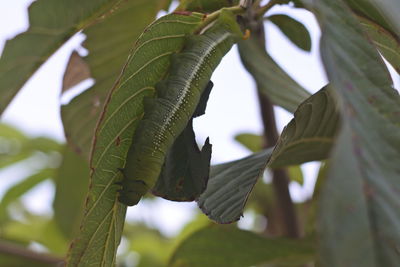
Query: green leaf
288 165 304 185
234 133 304 184
198 88 336 226
0 0 126 114
67 13 204 267
123 224 171 267
268 14 312 51
61 0 161 160
152 83 213 201
234 133 263 152
0 124 61 170
358 15 400 74
238 37 311 113
0 168 54 221
24 137 61 153
3 217 68 255
0 123 27 141
308 0 400 265
268 86 340 168
197 149 273 223
0 136 60 170
169 225 315 267
53 147 89 239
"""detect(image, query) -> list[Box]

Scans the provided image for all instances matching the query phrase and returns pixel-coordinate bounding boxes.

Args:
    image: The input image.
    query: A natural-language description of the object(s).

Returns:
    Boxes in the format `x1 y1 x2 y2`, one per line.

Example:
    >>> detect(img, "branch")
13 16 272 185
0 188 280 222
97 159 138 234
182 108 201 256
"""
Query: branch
241 6 301 238
256 0 280 18
0 240 64 266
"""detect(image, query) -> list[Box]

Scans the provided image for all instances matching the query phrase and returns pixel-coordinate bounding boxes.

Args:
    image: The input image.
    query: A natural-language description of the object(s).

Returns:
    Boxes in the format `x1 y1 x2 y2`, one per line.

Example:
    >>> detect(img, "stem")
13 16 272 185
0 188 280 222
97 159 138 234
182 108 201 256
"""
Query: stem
0 240 64 265
256 0 279 18
195 5 246 33
245 11 301 238
258 92 301 238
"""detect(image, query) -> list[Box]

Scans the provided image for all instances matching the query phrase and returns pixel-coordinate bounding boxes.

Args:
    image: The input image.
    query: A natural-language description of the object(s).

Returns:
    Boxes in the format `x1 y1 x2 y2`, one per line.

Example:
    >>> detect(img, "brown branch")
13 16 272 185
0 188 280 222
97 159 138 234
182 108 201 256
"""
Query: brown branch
0 240 64 266
242 4 301 238
258 92 301 238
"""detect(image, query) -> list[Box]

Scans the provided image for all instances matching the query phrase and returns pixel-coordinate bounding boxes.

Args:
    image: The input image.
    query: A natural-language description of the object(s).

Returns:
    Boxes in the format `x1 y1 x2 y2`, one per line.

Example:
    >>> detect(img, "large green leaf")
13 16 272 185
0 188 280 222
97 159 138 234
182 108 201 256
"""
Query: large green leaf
0 168 54 221
169 225 315 267
66 13 204 267
197 149 273 223
0 0 126 114
268 86 340 168
308 0 400 266
268 14 312 51
358 15 400 74
53 147 89 239
238 37 311 113
61 0 161 160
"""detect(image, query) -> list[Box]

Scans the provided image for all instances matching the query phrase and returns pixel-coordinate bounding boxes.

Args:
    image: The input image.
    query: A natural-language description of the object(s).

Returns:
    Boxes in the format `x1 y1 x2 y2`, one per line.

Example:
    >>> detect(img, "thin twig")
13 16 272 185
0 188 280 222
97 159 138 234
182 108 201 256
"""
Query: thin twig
196 5 246 33
242 7 301 237
256 0 279 18
257 92 301 238
0 240 64 266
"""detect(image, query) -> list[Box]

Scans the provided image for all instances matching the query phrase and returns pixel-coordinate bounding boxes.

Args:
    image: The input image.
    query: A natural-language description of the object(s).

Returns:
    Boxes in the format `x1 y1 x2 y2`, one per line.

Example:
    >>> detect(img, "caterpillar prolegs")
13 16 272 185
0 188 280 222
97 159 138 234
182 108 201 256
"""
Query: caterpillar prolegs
118 11 243 206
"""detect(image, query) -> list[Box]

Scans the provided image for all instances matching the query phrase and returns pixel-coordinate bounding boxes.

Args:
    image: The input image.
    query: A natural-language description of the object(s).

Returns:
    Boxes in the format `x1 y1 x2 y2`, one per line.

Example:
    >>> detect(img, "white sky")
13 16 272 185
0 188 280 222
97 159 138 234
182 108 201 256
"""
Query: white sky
0 1 332 236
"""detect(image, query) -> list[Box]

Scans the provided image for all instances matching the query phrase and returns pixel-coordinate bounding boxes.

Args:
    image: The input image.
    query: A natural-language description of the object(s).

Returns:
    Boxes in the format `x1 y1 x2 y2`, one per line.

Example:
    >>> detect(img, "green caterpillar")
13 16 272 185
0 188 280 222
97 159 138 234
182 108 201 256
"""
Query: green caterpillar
118 11 243 206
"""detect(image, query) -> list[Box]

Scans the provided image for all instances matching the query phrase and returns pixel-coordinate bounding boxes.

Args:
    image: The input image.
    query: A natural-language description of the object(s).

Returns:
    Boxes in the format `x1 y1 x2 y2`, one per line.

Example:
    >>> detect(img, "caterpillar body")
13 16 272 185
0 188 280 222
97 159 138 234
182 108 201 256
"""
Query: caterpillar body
118 11 243 206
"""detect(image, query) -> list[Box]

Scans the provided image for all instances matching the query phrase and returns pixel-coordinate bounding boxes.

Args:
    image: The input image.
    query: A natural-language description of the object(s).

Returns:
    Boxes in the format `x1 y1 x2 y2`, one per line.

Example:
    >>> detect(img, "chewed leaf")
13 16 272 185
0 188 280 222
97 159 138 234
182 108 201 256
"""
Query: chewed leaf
152 82 214 201
152 121 212 201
